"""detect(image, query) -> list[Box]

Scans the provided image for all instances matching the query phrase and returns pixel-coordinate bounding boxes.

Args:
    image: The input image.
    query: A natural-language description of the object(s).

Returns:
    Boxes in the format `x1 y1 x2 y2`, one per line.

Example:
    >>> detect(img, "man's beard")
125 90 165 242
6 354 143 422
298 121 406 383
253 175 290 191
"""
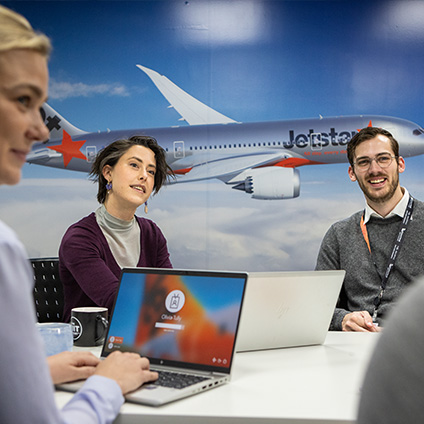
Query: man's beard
356 172 400 204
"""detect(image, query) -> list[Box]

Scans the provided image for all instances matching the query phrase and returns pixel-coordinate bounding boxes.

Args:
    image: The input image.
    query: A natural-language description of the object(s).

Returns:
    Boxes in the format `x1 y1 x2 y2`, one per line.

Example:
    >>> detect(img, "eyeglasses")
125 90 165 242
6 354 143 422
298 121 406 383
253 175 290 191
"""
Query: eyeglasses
353 154 397 171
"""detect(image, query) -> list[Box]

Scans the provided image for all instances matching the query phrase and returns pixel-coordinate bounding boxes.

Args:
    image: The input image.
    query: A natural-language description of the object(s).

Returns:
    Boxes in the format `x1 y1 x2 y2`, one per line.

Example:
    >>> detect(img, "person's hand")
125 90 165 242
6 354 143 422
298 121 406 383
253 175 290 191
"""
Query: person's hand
94 351 158 395
342 311 381 332
47 351 100 384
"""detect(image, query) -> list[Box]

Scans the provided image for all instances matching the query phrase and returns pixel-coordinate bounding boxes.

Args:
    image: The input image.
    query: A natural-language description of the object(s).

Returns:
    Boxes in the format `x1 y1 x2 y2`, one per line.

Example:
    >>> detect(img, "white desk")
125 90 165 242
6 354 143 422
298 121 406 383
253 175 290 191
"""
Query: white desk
55 332 379 424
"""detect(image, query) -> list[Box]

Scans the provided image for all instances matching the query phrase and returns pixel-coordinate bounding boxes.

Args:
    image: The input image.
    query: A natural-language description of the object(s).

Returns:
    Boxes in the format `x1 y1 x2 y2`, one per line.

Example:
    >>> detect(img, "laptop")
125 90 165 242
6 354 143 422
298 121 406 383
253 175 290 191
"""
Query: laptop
58 267 248 406
236 270 345 352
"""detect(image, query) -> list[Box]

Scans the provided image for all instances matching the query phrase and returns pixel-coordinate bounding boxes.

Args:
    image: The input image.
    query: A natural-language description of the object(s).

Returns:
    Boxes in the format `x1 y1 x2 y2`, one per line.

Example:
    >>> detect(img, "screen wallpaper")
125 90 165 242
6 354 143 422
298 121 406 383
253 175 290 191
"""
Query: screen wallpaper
104 271 246 369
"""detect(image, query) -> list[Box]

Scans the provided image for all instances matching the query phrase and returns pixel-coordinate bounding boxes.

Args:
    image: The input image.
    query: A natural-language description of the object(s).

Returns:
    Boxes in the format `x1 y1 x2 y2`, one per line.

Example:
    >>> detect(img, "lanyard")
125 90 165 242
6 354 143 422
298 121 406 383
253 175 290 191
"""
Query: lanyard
360 195 414 321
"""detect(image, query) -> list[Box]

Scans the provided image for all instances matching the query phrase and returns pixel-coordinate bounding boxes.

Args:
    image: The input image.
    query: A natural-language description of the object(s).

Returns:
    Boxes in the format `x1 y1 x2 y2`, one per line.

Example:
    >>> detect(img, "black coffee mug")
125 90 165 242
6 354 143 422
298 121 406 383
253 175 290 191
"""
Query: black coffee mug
71 307 108 347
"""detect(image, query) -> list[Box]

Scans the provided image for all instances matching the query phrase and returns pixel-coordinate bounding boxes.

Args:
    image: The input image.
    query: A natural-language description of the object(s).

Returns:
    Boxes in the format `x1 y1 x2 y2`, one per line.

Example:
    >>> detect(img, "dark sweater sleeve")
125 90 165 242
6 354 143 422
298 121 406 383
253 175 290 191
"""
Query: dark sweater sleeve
137 217 172 268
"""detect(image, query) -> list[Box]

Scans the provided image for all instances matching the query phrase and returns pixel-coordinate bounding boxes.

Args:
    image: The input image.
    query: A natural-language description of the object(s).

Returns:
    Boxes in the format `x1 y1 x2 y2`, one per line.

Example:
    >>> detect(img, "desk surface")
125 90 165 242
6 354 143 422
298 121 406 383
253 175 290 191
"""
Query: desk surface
55 332 379 424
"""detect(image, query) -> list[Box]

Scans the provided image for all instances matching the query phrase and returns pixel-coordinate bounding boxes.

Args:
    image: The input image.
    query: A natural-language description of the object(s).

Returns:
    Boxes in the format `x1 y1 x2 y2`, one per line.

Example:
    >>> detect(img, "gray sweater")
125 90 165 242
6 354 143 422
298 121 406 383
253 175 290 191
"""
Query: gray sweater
316 199 424 330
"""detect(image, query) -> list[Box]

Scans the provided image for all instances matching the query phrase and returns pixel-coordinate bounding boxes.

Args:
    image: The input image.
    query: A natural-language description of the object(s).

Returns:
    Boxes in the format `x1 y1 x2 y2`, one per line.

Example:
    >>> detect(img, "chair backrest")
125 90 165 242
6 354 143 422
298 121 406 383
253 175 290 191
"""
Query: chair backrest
30 257 64 323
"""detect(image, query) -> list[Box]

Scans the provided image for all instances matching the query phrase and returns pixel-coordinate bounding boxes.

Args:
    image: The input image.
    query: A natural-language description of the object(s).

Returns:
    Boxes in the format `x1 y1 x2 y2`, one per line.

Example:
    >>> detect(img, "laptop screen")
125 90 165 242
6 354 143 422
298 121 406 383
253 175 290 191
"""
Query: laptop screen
102 268 247 373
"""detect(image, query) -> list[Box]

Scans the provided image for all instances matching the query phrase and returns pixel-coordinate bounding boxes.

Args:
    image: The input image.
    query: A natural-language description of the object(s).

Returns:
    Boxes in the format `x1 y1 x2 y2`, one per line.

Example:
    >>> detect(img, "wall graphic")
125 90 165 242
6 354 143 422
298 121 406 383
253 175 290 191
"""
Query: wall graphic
2 1 424 272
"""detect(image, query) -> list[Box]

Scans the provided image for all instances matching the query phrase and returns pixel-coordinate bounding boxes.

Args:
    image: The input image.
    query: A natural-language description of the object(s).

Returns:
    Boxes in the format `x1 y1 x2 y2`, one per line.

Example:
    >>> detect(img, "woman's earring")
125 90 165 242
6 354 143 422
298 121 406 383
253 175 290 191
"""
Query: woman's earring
144 201 148 214
106 181 112 191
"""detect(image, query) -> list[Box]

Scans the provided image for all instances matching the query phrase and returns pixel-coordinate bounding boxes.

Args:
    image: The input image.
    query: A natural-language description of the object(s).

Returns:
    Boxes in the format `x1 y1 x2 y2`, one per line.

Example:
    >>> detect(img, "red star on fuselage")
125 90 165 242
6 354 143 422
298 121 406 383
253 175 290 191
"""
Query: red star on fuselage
47 130 87 167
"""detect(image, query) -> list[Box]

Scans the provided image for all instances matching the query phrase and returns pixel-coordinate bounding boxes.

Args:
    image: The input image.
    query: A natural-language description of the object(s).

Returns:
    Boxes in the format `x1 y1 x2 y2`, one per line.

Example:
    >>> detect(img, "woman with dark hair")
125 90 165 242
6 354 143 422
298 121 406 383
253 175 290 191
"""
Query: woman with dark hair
60 135 174 322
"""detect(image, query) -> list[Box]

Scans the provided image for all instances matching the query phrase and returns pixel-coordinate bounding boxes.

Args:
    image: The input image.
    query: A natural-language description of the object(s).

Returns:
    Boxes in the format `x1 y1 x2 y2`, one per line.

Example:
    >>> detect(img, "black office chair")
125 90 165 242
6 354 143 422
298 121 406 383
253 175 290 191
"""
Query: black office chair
30 257 64 323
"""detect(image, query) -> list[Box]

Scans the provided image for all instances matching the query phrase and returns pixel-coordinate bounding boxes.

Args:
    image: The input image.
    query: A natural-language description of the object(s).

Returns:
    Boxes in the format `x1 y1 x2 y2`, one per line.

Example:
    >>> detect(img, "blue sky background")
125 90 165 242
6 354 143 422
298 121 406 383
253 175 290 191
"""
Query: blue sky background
2 1 424 271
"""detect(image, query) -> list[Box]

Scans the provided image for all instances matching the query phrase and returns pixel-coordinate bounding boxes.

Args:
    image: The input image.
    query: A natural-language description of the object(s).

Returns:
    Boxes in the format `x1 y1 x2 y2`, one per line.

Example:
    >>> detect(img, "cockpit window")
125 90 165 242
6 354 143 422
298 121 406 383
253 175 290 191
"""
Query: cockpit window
413 128 424 136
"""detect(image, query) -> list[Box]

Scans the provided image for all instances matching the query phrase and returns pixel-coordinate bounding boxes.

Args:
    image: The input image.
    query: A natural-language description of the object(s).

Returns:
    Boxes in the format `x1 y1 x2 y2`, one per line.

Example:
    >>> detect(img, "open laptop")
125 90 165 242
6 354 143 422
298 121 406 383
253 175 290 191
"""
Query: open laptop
58 267 248 406
236 270 345 352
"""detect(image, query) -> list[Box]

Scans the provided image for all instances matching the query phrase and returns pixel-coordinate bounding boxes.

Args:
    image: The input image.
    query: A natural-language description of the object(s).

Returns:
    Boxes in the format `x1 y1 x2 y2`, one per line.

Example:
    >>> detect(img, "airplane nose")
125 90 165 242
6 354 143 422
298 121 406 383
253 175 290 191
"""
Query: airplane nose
401 126 424 157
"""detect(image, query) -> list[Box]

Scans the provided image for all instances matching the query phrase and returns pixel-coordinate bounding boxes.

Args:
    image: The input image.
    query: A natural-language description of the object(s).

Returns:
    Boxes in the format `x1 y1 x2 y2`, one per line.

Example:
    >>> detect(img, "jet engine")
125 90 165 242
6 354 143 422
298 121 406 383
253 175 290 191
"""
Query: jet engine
232 167 300 200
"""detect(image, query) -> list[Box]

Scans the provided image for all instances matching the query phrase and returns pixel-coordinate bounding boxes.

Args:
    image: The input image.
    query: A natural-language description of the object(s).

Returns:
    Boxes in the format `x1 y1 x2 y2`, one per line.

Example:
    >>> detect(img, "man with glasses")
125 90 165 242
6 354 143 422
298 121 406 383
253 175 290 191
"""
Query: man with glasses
316 127 424 331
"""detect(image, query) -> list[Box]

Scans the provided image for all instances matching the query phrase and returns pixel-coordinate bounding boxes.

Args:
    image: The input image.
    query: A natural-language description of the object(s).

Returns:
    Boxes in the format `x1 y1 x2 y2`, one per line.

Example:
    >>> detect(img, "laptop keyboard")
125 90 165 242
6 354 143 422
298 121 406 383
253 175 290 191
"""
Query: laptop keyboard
153 370 210 389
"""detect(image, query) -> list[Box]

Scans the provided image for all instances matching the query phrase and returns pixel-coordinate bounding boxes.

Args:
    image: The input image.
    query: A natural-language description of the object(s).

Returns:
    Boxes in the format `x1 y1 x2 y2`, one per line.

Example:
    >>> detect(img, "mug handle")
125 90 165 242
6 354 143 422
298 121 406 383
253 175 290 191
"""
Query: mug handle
95 315 109 342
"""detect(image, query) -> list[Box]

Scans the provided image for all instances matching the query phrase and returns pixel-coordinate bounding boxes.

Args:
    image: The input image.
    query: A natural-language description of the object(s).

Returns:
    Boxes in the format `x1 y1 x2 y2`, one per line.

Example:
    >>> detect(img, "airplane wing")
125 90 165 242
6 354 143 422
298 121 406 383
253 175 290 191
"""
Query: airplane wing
137 65 238 126
173 151 296 183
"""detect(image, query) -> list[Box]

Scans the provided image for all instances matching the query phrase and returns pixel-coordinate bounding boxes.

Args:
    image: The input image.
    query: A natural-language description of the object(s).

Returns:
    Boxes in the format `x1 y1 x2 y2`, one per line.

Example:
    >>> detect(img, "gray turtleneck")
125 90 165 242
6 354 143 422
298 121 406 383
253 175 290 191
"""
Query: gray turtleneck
95 204 140 268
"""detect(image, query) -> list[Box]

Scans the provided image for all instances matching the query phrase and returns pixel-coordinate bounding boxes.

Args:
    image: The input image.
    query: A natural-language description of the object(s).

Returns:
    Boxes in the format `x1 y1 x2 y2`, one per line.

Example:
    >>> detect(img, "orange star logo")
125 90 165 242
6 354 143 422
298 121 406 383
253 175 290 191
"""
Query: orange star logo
47 130 87 167
357 120 373 132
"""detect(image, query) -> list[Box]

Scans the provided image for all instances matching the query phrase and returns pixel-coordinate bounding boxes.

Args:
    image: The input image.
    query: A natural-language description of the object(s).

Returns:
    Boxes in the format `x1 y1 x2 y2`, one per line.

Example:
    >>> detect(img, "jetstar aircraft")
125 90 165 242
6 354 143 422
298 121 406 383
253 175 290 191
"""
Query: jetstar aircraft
27 65 424 199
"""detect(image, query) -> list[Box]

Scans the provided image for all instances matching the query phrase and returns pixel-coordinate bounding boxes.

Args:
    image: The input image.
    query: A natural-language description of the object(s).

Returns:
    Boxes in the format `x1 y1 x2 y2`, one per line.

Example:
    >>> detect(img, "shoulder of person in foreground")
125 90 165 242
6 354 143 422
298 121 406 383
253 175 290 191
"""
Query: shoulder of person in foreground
357 277 424 424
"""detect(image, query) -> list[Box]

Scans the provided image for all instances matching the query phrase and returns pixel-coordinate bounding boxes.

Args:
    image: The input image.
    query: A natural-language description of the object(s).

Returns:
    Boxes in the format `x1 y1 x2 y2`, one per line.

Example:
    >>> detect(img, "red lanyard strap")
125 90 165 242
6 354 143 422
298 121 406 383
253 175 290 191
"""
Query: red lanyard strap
360 215 371 253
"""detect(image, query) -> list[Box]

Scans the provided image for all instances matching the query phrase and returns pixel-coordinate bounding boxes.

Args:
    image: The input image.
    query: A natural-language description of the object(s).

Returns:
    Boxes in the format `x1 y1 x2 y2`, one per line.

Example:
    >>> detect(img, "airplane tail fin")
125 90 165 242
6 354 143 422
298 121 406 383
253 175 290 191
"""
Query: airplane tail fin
40 103 87 142
137 65 238 126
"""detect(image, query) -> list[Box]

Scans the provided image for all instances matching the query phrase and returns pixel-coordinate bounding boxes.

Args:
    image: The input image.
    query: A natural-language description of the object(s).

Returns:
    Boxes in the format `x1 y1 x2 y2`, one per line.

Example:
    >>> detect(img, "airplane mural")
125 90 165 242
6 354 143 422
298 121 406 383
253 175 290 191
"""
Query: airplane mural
27 65 424 200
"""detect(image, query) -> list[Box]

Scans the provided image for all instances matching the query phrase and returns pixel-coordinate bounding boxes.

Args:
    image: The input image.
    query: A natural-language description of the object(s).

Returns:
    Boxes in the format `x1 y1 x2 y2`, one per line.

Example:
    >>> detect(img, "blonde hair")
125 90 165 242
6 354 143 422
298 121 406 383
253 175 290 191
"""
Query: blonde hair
0 5 51 56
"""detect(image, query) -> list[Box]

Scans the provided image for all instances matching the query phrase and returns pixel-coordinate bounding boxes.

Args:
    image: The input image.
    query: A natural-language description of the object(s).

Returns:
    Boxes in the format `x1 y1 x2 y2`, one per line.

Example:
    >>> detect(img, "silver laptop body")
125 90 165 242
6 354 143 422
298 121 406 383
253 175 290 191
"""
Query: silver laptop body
236 270 344 352
59 267 248 406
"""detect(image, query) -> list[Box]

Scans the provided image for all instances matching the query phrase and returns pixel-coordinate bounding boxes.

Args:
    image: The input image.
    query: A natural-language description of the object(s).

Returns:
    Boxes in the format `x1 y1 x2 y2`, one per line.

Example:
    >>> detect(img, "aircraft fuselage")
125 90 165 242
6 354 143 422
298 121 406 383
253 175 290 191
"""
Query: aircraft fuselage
29 114 424 174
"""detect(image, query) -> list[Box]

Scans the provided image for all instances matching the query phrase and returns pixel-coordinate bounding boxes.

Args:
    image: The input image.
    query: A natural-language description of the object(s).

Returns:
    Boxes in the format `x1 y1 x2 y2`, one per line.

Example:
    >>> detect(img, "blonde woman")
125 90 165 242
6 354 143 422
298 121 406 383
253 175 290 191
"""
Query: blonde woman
0 5 157 423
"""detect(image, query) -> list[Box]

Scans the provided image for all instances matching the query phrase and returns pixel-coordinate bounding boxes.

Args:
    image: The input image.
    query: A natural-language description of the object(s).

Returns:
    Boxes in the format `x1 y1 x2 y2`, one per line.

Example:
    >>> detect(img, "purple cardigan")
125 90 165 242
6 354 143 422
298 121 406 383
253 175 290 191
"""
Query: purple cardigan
59 213 172 322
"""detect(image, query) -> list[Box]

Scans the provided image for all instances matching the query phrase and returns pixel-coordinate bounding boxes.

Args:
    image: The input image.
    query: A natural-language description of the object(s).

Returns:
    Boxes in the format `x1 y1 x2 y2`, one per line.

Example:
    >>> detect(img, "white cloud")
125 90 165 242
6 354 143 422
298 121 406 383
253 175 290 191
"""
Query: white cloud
49 78 130 100
1 176 356 271
147 182 363 272
4 167 423 273
0 179 97 257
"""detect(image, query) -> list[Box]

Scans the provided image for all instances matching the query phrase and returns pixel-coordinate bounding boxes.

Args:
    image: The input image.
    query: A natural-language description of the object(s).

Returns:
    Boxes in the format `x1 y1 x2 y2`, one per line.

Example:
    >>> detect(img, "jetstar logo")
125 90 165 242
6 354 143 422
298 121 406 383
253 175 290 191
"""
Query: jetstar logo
282 128 357 149
281 120 374 149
